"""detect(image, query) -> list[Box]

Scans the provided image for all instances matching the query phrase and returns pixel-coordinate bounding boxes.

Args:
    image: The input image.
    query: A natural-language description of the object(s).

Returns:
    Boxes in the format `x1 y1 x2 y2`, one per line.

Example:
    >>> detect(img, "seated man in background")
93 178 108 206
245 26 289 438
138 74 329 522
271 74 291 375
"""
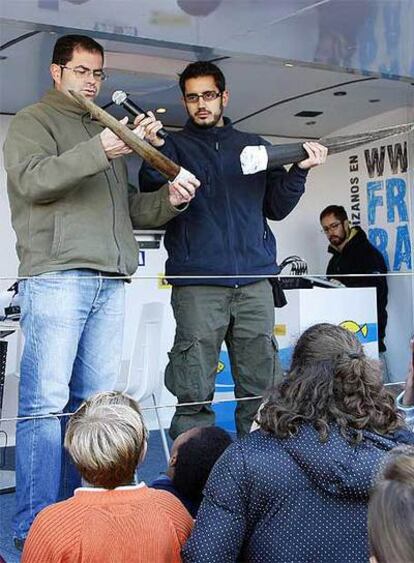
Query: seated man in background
151 426 232 518
320 205 388 376
368 446 414 563
22 392 193 563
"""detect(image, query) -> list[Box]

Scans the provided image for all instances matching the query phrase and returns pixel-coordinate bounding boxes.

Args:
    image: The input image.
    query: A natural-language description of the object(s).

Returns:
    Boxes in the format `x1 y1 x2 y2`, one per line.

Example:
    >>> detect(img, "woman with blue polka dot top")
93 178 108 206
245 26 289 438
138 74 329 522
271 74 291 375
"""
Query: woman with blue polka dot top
183 323 414 563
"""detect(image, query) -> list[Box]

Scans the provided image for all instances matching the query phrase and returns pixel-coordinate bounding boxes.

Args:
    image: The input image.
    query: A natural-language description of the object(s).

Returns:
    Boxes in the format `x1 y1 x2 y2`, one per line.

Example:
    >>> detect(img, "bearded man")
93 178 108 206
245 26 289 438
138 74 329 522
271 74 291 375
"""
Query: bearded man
139 61 327 438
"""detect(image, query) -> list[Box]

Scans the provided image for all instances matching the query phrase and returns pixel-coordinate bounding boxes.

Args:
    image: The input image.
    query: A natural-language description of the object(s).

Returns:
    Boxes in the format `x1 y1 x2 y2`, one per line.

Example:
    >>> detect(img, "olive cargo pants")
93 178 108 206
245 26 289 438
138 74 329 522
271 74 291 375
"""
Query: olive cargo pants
165 280 282 439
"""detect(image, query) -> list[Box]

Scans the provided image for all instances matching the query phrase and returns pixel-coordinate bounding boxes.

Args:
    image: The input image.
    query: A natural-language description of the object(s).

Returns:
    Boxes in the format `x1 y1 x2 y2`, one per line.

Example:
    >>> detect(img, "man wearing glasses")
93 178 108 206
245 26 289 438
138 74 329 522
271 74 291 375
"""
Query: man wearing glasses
139 61 327 440
3 34 199 547
320 205 388 363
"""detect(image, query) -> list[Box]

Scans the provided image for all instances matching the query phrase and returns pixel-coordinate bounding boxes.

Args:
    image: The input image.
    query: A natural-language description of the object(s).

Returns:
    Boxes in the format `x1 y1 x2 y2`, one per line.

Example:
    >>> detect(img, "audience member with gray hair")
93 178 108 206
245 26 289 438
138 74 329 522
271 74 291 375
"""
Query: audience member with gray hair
63 391 148 489
22 392 193 563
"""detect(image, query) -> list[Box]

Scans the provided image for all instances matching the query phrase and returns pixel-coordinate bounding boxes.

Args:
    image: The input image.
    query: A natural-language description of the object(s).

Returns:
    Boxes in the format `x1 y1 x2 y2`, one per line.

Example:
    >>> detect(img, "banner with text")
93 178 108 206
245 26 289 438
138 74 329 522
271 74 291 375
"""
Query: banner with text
347 135 412 272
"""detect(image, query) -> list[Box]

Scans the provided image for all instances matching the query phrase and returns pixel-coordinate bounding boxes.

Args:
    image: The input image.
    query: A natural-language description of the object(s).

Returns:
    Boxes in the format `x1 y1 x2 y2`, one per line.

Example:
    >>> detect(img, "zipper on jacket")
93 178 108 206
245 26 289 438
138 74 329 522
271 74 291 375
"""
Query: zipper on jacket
216 134 239 283
184 223 190 261
112 161 120 184
82 114 122 272
263 222 274 258
204 168 212 197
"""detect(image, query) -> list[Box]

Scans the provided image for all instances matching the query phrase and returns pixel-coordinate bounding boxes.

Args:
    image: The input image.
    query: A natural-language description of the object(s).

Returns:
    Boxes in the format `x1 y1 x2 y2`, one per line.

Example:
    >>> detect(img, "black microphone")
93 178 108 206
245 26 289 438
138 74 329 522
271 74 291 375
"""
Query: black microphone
112 90 168 140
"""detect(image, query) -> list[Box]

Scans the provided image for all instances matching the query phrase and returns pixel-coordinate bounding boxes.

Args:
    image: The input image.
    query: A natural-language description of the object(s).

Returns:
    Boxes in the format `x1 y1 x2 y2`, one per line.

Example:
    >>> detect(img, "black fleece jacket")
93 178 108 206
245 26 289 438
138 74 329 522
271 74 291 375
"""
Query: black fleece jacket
139 118 309 286
327 226 388 351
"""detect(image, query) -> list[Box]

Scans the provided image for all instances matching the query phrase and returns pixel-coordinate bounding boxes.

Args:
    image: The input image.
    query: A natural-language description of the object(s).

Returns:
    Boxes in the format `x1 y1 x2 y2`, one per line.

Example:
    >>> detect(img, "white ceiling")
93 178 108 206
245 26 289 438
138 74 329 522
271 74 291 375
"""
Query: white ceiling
0 14 413 139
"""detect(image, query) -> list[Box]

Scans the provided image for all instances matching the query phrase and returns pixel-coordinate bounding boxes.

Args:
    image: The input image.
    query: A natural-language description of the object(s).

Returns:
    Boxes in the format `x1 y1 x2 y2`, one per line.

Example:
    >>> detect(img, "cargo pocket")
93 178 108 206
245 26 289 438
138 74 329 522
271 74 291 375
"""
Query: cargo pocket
272 335 283 385
165 339 202 403
271 334 279 352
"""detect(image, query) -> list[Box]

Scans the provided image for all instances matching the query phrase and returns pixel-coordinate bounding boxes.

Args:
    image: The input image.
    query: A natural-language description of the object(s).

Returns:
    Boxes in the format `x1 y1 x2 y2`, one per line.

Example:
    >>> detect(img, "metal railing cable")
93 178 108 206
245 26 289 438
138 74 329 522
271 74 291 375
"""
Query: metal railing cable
0 395 261 424
0 272 413 281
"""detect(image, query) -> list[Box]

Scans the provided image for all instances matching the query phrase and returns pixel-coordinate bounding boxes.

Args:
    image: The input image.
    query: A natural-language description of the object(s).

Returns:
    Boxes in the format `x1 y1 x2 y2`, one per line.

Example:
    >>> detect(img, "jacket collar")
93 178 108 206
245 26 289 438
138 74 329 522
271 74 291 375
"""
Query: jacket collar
40 88 90 118
183 116 234 139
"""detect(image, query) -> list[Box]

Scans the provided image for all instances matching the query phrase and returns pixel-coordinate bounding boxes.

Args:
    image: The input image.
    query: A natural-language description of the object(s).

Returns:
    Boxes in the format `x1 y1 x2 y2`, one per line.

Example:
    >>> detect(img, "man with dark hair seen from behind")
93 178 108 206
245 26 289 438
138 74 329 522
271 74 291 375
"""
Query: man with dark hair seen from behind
138 61 328 439
3 34 199 548
320 205 388 374
151 426 232 517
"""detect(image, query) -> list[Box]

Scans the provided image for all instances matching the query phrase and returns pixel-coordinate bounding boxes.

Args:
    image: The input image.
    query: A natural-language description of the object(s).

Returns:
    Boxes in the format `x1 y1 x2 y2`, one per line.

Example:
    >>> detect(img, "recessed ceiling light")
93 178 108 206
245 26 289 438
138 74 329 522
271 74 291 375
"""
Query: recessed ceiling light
295 111 323 117
306 121 316 126
156 108 167 113
284 63 294 68
369 99 380 103
333 91 347 96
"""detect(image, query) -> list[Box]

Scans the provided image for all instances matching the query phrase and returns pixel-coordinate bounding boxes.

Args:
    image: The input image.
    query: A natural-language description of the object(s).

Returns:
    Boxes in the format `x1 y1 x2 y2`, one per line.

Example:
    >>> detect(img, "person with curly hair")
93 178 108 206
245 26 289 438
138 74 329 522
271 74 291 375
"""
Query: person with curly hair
183 323 414 563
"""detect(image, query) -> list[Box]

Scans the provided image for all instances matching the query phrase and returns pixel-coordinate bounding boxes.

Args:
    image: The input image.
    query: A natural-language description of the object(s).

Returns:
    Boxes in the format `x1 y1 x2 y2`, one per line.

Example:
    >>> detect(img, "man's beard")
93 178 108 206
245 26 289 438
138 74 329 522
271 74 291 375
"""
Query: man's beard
329 234 346 246
190 101 224 129
329 228 348 247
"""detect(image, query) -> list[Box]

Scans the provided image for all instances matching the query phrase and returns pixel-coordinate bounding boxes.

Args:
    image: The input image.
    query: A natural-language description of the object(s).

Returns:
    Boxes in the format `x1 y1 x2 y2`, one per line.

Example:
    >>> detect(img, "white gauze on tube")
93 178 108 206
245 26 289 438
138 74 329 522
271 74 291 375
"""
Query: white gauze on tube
240 145 269 175
169 166 197 184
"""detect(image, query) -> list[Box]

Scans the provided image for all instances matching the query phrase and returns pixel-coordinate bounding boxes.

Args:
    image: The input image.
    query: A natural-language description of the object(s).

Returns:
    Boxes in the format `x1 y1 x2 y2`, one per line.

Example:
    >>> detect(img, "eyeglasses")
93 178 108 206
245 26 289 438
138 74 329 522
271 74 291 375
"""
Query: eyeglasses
321 221 342 234
184 90 222 103
59 65 107 81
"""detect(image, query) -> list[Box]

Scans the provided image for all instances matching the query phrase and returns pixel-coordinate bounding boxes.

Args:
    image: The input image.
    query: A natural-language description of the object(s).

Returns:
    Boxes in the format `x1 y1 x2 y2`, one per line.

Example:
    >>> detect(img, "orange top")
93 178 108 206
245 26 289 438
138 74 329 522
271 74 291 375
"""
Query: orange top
22 485 194 563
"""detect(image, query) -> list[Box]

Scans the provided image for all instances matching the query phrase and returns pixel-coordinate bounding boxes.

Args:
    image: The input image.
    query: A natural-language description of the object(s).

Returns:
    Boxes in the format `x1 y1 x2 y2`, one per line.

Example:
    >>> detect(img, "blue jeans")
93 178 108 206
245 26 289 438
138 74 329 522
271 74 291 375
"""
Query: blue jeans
13 270 125 540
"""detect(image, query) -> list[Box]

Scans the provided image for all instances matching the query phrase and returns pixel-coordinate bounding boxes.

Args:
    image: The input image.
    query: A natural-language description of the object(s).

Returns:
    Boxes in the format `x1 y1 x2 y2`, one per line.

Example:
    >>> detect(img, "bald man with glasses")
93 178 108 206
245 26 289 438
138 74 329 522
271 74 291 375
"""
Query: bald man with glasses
139 61 327 440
